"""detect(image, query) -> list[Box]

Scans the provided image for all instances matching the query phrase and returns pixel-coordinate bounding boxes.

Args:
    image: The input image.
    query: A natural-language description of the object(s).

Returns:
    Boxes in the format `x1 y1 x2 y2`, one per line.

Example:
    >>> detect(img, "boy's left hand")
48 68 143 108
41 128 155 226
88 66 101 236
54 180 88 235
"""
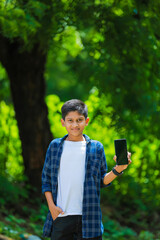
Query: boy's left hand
113 152 132 173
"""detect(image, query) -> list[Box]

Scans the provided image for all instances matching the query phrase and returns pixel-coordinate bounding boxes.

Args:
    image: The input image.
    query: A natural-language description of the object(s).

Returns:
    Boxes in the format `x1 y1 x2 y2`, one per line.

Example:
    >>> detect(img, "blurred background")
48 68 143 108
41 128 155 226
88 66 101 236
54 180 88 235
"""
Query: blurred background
0 0 160 239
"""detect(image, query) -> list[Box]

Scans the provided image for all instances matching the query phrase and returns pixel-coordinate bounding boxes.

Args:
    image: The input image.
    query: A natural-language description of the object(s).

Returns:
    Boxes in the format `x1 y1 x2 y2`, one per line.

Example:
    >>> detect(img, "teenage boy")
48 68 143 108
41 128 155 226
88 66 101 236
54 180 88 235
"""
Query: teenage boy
42 99 131 240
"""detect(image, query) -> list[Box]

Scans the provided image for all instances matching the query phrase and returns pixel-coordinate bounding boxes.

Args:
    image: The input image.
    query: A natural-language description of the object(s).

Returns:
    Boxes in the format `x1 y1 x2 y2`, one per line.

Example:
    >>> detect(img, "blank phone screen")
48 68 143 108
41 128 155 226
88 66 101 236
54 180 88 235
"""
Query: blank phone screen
114 139 128 165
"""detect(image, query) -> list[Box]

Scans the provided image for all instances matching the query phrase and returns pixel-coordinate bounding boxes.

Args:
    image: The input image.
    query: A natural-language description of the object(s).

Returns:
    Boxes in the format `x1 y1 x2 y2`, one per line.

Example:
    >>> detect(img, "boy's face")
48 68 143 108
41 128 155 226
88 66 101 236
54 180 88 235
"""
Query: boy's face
61 111 89 140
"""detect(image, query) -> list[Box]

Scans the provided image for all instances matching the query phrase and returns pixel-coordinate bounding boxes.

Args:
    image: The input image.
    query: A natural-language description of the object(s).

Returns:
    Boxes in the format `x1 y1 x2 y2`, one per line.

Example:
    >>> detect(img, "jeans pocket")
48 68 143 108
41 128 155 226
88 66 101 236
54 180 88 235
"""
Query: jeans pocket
53 217 61 225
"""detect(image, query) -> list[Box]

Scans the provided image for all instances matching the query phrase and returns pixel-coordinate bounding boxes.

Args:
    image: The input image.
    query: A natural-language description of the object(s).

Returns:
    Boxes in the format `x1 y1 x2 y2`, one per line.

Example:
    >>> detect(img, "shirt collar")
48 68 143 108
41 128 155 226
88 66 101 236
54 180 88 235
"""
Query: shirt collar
60 134 91 145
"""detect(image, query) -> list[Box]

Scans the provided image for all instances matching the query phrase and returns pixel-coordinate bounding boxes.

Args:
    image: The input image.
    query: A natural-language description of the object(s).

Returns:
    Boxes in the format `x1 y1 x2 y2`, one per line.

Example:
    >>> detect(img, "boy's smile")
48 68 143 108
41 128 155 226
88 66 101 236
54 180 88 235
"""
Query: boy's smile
61 111 89 141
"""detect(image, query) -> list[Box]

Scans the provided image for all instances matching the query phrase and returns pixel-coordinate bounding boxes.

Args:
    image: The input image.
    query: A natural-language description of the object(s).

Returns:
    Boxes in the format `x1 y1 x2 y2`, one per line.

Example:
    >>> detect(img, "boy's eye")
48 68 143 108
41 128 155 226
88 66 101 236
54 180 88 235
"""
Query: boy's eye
67 118 84 123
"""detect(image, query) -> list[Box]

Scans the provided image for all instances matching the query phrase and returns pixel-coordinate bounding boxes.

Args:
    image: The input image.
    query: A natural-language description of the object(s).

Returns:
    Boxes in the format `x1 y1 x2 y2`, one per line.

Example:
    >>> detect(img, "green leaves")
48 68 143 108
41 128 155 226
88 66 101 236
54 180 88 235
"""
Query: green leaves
54 26 83 58
103 215 137 239
0 0 64 49
0 4 40 44
0 101 23 180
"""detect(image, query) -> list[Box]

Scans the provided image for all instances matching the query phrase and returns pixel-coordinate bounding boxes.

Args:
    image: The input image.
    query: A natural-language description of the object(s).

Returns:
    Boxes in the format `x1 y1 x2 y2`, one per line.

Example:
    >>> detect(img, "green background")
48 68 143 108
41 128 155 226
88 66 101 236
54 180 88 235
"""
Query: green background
0 0 160 239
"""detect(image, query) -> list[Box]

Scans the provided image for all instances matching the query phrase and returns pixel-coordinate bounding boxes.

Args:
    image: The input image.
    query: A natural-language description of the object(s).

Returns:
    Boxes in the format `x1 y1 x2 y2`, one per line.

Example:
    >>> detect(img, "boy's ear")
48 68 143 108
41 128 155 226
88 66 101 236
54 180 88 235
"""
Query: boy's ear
85 117 90 126
61 118 65 127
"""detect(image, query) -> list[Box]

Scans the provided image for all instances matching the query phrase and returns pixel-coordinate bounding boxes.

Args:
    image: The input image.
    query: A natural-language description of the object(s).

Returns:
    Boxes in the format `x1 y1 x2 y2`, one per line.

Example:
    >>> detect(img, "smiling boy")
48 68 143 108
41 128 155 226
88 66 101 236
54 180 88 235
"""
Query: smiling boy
42 99 131 240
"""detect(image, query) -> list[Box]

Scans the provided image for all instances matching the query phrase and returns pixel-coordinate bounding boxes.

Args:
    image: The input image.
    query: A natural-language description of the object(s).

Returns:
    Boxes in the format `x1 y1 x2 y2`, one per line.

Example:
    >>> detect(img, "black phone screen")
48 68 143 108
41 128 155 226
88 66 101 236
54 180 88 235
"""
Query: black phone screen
114 139 128 165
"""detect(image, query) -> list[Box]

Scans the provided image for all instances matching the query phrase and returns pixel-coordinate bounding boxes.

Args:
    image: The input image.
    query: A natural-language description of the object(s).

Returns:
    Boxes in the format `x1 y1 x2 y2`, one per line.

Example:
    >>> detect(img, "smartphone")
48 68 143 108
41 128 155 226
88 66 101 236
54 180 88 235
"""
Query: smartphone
114 139 128 165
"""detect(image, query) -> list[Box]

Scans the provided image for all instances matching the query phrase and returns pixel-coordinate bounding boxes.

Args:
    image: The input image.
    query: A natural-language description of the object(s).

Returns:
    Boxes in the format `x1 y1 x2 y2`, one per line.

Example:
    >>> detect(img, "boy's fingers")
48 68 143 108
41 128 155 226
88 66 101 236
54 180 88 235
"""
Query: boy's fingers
127 152 131 162
58 207 64 214
128 159 132 164
113 155 117 162
128 152 131 158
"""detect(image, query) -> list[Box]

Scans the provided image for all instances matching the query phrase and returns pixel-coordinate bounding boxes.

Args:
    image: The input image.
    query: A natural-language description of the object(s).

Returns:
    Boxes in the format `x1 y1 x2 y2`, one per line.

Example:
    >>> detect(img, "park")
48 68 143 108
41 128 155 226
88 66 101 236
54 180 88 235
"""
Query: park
0 0 160 239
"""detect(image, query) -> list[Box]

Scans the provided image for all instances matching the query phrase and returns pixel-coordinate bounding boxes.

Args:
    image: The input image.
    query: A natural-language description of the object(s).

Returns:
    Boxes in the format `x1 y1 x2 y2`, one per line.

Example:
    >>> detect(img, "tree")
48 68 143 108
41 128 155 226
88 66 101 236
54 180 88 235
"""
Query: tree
0 0 61 188
0 0 85 188
0 0 160 188
67 0 160 139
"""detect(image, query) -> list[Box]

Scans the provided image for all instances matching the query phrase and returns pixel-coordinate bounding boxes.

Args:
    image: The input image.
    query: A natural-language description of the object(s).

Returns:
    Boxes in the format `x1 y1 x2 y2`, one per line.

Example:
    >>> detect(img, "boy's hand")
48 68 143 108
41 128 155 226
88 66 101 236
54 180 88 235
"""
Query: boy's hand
113 152 132 173
51 206 64 221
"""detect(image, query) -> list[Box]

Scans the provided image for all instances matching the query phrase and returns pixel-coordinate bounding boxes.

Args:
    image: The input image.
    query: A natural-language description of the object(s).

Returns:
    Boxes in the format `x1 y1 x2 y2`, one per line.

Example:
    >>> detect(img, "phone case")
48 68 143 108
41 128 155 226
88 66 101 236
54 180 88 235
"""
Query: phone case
114 139 128 165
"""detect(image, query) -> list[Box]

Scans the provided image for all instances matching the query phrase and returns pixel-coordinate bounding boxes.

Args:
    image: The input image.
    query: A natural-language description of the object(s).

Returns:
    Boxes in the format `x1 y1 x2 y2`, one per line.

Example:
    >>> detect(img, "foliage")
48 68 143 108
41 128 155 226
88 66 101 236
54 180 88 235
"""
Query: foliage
0 100 24 180
0 0 160 194
1 92 160 217
138 231 155 240
65 0 160 139
1 1 160 131
103 215 137 240
0 177 49 239
45 94 66 138
0 63 11 103
0 192 48 239
0 0 160 238
45 25 87 100
0 176 28 207
0 92 160 239
0 188 158 240
0 0 64 50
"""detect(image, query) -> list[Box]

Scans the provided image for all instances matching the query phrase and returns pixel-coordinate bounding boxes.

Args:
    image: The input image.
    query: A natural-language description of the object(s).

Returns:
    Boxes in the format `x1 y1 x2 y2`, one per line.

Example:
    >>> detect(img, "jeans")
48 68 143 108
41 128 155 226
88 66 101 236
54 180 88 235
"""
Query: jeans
51 215 102 240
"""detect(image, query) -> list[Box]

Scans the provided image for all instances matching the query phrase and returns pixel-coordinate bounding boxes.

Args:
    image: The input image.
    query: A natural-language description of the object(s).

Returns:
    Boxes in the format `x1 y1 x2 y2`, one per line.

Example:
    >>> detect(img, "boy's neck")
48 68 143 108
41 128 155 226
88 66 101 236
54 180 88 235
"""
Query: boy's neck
66 135 85 142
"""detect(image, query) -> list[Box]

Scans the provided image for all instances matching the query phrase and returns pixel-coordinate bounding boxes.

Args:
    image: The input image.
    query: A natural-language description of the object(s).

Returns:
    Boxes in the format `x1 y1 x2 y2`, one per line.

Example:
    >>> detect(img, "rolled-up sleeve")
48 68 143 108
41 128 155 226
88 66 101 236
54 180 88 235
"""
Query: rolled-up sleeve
42 143 52 194
100 144 111 188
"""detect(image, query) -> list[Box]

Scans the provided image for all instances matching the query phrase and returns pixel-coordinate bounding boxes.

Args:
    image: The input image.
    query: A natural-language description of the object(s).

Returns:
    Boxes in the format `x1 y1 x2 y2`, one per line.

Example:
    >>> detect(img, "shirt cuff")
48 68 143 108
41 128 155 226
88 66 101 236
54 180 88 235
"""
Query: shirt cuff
42 184 52 194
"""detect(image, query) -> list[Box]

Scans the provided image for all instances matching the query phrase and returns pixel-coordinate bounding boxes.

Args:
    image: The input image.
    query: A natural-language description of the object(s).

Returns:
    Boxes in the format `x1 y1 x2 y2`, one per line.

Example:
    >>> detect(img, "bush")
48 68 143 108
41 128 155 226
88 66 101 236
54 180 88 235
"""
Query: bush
0 176 28 207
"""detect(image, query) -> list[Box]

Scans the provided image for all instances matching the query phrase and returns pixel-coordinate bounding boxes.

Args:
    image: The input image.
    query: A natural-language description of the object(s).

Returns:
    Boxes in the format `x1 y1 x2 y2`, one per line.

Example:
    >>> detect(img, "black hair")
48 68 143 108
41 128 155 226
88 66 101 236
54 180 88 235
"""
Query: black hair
61 99 88 120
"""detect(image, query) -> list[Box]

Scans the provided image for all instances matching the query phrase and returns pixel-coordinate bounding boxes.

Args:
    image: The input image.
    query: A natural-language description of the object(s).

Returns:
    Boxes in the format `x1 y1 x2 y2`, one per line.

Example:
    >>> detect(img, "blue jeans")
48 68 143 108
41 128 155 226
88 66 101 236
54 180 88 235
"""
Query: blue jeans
51 215 102 240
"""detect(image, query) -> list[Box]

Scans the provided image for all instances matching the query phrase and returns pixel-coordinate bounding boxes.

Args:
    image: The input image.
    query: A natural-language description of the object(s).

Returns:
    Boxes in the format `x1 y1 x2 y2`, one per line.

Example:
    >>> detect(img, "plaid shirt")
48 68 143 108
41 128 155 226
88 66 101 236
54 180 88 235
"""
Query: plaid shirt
42 134 110 238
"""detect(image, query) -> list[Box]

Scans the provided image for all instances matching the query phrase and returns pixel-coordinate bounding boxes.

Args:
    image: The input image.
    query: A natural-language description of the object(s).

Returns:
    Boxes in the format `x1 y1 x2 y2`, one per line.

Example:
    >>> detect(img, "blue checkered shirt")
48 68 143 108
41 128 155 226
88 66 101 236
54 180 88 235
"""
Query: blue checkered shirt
42 134 110 238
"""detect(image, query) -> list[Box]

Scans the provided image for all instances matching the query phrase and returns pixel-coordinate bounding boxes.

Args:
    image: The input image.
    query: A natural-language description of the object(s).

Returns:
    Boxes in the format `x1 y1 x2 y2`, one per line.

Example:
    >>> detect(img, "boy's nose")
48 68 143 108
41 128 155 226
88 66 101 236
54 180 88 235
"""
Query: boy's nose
72 121 79 126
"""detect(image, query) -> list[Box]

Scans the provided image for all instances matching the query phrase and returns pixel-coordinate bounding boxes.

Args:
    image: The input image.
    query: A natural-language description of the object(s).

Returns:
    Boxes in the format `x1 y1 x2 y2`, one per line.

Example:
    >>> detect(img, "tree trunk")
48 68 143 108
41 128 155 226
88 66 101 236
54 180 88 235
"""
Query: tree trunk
0 36 53 189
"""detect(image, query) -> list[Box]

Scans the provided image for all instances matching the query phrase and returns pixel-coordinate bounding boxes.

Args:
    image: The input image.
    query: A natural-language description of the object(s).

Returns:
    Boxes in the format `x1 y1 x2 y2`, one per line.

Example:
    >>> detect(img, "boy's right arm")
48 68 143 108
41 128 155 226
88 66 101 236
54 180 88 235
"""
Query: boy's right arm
42 143 64 220
45 191 64 220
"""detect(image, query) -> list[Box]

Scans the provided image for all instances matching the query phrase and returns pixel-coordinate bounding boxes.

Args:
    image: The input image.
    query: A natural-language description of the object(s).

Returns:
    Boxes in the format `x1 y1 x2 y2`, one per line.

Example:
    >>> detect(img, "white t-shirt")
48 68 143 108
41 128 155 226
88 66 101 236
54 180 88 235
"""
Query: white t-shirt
56 140 86 217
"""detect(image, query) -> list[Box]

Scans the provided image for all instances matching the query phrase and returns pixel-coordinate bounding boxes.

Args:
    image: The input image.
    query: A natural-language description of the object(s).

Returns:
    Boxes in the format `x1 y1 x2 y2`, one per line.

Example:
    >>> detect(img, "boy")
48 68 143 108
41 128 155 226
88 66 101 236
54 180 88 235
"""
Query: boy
42 99 131 240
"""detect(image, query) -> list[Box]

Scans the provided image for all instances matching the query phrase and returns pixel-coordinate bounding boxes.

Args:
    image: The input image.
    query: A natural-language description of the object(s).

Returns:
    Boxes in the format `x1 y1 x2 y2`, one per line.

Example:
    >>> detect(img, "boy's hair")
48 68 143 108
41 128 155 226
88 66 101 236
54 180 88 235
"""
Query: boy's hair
61 99 88 120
